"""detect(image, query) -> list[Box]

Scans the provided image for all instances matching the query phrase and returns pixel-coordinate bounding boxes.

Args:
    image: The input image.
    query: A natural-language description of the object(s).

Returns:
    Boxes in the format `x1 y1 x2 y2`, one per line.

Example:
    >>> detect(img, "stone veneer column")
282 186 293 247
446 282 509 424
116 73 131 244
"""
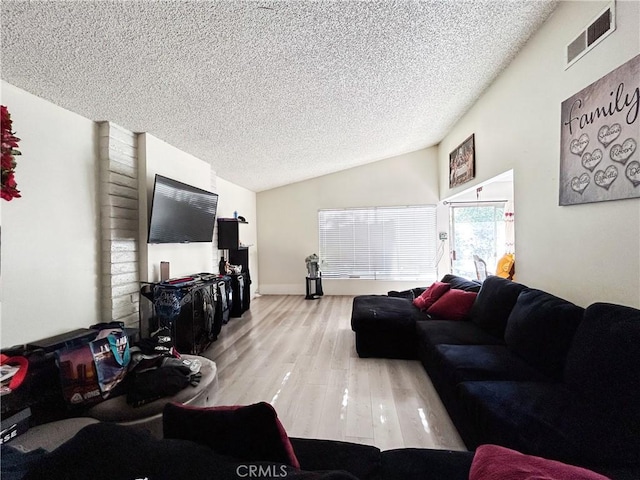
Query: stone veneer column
211 168 220 269
98 122 140 327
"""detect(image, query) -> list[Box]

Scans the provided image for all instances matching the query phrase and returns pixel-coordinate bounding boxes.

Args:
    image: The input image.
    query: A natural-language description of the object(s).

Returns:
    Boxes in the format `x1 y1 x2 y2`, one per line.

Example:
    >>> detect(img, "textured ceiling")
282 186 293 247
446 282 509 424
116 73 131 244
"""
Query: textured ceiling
1 1 557 192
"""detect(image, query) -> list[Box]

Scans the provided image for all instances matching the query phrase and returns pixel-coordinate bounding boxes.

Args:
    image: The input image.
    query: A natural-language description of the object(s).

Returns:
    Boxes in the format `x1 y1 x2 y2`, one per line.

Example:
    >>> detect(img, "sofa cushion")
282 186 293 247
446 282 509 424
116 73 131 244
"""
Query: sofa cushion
354 327 418 359
505 289 584 380
290 437 381 480
458 380 639 467
469 444 610 480
163 401 300 468
441 274 482 292
23 423 358 480
416 320 505 352
427 289 478 321
431 345 549 383
1 445 47 480
381 448 474 480
468 276 527 339
351 295 426 333
24 423 241 480
564 302 640 420
413 281 450 310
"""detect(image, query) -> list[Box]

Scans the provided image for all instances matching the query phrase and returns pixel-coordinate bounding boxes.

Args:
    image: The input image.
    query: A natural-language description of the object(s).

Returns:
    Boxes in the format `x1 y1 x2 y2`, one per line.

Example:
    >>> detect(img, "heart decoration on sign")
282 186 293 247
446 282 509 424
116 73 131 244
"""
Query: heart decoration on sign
570 173 590 194
570 133 590 156
597 123 622 147
625 161 640 187
610 138 637 165
581 148 603 172
594 165 618 190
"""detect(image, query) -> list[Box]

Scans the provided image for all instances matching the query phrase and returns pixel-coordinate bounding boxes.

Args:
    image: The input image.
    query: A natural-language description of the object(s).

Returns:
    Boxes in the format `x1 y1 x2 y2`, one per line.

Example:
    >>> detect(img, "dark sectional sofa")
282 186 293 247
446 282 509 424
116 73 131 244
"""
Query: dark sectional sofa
4 275 638 480
4 419 478 480
351 274 640 480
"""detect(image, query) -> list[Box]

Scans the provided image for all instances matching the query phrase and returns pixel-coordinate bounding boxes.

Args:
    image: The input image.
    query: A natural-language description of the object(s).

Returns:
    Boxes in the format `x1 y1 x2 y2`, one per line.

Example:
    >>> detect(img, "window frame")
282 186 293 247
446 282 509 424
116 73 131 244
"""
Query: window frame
318 204 438 282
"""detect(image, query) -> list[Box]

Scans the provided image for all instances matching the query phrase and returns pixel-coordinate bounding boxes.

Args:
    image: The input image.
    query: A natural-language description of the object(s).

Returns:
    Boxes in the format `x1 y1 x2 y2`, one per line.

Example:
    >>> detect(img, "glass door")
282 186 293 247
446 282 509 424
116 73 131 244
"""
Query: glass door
450 203 506 280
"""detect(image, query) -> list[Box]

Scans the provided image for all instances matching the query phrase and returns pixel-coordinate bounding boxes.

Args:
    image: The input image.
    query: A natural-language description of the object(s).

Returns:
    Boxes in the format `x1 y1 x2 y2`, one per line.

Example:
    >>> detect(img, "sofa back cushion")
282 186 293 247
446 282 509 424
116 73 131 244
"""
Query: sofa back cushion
290 437 381 480
440 274 482 292
564 303 640 417
468 276 527 339
505 289 584 380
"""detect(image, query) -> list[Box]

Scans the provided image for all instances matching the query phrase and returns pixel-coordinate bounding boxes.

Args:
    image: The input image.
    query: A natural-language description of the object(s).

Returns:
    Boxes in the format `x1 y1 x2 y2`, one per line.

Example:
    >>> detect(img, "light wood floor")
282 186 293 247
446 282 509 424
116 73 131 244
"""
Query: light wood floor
201 294 466 452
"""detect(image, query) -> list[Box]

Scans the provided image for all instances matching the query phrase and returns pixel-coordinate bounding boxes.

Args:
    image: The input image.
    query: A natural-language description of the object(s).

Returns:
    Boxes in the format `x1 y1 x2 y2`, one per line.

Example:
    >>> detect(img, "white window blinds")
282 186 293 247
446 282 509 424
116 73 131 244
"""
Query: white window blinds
318 205 437 281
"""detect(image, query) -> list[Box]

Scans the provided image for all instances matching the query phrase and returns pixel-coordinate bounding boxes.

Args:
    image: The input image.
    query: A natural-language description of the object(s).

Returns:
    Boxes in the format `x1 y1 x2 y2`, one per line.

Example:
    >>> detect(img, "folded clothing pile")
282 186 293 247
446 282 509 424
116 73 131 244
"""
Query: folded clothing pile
126 329 202 407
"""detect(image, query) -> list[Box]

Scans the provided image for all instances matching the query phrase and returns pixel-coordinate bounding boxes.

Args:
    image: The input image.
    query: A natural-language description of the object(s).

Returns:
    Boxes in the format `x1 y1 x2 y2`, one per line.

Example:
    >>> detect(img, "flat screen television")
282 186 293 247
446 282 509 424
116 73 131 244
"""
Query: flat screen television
147 174 219 244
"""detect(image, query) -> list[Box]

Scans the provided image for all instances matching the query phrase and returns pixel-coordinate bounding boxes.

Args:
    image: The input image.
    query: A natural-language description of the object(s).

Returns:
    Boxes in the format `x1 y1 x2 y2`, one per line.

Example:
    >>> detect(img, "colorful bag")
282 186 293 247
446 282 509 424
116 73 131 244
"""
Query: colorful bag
496 253 516 279
90 330 130 396
56 329 130 407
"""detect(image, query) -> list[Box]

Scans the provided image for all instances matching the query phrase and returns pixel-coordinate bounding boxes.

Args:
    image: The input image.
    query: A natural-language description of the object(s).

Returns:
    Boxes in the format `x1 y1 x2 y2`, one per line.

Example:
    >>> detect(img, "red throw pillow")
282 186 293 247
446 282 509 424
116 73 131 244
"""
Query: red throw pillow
426 288 477 320
470 444 610 480
413 281 451 310
163 401 300 468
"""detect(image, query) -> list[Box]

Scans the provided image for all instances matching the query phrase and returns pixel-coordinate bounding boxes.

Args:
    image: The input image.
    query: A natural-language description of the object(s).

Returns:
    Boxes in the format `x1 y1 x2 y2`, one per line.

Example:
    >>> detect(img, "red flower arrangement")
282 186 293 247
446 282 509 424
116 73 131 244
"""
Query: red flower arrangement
1 105 22 201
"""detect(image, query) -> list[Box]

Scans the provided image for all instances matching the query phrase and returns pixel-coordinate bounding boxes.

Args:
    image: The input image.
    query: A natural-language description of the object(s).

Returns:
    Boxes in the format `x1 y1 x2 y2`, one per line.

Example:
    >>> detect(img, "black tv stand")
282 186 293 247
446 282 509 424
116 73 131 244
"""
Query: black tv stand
142 273 221 355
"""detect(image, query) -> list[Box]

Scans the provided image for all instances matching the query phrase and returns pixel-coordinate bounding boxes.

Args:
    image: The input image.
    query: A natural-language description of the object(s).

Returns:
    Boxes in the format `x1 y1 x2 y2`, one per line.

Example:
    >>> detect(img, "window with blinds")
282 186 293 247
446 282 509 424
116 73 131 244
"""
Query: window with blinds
318 205 437 281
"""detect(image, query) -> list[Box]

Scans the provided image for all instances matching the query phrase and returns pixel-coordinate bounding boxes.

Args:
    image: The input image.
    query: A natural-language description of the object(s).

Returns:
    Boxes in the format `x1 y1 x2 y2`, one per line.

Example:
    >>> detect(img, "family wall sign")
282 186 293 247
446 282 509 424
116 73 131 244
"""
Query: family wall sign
559 54 639 205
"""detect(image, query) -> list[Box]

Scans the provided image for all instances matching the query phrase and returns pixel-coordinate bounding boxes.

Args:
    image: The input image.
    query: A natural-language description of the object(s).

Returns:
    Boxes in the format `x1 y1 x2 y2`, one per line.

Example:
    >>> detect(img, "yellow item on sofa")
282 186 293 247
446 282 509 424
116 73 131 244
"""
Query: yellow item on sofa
496 253 515 279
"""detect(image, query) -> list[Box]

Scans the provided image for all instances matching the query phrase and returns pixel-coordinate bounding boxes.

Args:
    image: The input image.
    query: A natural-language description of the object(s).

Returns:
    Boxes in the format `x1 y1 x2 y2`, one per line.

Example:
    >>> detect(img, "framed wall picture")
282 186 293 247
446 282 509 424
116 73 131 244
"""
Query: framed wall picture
559 54 639 205
449 134 476 188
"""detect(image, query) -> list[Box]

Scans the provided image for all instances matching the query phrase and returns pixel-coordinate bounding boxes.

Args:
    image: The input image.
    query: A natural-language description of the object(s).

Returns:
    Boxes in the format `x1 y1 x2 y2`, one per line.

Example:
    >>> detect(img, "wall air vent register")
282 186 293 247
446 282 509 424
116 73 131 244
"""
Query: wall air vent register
566 2 616 69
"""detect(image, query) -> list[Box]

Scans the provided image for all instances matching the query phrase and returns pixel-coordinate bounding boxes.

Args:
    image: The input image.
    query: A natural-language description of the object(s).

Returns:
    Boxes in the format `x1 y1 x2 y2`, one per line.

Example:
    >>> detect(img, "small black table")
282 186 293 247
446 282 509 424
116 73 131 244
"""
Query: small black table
305 276 324 300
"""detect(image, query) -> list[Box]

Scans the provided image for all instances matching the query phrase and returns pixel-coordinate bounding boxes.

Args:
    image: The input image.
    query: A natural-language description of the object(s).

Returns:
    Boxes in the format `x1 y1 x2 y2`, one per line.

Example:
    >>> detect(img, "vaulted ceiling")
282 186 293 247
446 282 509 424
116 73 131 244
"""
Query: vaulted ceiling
1 1 558 192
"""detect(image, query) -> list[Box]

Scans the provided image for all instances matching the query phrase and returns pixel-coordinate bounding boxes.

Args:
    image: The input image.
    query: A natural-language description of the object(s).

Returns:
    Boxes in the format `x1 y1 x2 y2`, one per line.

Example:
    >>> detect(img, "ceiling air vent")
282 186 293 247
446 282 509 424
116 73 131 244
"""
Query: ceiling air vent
566 2 616 69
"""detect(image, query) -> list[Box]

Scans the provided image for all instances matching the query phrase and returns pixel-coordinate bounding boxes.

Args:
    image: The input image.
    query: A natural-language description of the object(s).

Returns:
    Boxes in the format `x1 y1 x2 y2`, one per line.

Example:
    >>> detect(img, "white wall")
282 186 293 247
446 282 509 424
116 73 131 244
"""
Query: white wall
139 133 218 283
446 174 514 203
138 135 259 295
0 84 259 349
257 148 440 296
215 177 259 298
438 1 640 308
1 82 101 348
